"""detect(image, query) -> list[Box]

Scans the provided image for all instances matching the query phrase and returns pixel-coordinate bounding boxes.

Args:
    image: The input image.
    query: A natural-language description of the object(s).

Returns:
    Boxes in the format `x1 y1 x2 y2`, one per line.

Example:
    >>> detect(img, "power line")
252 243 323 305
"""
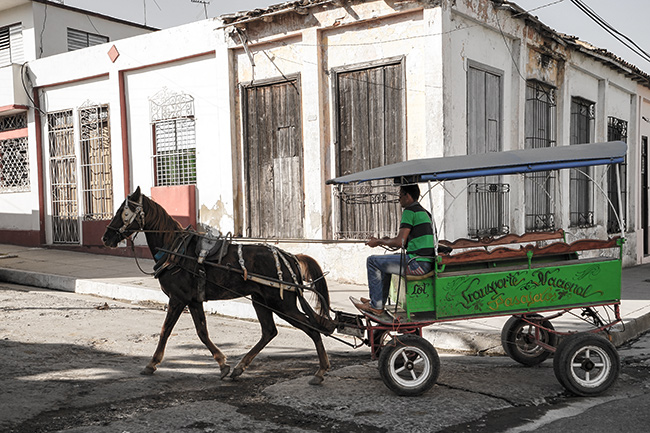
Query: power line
569 0 650 63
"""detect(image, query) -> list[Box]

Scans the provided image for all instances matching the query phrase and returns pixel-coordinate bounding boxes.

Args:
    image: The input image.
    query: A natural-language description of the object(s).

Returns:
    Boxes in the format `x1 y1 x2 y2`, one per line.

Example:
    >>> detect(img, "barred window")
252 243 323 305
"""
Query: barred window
153 119 196 186
467 63 508 237
0 113 27 131
0 137 29 192
607 117 628 233
524 81 557 231
67 28 109 51
79 104 113 220
150 88 196 187
569 97 595 228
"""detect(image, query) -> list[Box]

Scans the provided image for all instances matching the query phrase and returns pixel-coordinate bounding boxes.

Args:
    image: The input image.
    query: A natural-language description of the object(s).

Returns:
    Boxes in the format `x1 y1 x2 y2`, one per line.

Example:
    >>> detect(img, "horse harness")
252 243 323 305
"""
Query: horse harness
154 231 304 302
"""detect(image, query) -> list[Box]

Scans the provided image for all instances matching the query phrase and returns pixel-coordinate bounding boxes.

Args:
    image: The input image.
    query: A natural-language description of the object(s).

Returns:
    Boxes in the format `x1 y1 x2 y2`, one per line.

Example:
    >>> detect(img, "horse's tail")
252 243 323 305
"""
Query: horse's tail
296 254 331 318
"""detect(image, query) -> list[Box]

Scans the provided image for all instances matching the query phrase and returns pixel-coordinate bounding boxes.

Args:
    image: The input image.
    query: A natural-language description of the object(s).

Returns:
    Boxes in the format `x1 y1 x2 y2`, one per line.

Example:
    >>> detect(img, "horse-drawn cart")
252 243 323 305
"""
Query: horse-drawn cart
327 141 627 396
103 141 627 398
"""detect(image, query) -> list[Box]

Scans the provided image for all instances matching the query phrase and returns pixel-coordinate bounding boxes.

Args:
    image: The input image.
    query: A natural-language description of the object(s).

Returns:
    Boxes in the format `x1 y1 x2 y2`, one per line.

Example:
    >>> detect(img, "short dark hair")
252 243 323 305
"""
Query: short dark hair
400 184 420 201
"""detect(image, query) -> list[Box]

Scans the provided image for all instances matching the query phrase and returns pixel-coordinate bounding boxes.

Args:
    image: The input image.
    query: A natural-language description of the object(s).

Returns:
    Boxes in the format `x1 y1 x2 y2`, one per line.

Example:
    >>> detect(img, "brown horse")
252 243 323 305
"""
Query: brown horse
102 187 335 385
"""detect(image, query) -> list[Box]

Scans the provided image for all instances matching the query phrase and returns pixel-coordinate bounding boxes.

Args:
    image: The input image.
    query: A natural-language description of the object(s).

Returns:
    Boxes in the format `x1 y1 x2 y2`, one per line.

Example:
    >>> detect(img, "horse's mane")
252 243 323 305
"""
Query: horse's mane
142 195 184 246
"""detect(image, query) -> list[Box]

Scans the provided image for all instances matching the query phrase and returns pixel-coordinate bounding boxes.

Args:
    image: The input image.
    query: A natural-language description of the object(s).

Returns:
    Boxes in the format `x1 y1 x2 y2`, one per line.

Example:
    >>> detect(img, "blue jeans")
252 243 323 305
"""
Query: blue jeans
366 254 432 309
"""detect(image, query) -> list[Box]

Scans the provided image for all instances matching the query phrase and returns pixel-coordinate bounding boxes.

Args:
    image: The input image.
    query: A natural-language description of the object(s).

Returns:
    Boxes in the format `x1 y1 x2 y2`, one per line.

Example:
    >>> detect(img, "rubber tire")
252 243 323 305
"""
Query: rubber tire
501 314 557 366
553 333 620 396
379 334 439 396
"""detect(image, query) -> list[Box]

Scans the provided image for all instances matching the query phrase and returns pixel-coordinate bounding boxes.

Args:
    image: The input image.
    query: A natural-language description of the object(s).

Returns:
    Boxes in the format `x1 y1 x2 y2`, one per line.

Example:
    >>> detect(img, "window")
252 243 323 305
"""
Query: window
150 89 197 187
569 97 595 227
79 104 113 220
0 23 23 66
607 117 627 233
467 64 508 237
67 28 109 51
524 81 557 231
333 61 405 239
0 113 29 193
242 78 304 238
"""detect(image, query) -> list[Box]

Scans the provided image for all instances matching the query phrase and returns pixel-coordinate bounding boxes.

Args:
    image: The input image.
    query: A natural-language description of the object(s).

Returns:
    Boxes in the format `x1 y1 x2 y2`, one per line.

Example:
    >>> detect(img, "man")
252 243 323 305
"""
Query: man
354 184 434 315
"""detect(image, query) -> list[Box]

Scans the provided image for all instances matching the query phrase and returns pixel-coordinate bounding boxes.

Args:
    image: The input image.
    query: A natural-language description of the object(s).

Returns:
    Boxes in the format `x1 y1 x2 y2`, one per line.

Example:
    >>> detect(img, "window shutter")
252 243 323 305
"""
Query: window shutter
67 28 88 51
9 24 23 63
0 26 10 66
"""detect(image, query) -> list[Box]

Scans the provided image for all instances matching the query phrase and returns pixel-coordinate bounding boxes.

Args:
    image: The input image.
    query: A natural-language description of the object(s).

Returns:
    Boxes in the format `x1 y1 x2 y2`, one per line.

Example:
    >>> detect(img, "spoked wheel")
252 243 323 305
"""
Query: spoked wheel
501 314 557 366
553 333 620 396
379 334 439 396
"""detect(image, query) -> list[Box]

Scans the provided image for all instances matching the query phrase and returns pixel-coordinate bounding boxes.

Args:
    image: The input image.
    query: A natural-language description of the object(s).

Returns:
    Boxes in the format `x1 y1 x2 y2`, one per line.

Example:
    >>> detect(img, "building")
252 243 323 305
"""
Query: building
0 0 155 245
3 0 650 282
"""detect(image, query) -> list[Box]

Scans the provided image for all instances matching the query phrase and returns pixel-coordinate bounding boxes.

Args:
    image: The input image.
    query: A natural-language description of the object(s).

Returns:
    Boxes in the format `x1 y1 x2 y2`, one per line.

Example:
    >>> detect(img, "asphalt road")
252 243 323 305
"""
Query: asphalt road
1 282 649 432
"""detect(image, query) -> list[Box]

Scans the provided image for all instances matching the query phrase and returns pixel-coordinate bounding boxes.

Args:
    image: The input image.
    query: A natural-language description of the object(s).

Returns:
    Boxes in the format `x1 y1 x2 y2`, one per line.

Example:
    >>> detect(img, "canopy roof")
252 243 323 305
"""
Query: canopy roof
326 141 627 185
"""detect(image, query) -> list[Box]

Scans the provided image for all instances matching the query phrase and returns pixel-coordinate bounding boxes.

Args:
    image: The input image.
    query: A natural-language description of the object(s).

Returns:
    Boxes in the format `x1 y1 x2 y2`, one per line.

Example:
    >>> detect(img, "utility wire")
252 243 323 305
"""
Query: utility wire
569 0 650 63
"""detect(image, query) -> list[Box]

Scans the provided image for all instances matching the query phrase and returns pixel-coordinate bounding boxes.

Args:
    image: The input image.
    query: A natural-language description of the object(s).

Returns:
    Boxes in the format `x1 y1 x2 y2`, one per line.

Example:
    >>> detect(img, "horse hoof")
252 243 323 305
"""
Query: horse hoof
308 375 324 386
140 366 156 375
231 366 244 379
220 364 231 380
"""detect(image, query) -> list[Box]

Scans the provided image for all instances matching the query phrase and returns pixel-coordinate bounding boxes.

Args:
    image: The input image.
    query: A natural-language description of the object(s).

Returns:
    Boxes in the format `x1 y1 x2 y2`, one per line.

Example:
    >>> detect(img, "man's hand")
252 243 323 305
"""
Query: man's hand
366 237 382 248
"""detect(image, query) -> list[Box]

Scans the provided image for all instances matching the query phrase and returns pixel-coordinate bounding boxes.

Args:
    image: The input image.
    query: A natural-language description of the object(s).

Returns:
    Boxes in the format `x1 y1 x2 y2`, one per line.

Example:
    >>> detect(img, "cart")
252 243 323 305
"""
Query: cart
327 141 627 397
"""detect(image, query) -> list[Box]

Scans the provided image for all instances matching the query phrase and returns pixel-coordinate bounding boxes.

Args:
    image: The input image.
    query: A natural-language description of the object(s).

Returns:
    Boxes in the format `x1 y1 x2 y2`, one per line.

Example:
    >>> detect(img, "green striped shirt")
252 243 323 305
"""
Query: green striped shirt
400 202 434 262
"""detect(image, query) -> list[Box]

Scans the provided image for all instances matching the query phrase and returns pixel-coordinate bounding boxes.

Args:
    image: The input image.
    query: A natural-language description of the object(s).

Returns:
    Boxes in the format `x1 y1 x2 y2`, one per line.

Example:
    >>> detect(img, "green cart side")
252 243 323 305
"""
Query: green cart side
390 237 622 320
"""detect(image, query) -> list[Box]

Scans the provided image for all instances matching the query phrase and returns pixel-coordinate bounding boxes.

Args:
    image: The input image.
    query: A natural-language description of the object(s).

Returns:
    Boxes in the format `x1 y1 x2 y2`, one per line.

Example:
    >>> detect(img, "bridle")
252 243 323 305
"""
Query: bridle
107 195 146 240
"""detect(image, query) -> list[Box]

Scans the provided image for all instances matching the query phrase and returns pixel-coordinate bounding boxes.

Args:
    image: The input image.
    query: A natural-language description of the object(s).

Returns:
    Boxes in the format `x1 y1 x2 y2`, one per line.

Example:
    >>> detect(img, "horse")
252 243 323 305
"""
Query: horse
102 187 335 385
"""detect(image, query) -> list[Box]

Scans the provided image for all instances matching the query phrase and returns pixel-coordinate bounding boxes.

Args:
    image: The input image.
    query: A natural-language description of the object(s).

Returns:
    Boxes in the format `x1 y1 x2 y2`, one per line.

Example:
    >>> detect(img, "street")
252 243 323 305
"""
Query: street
1 282 649 432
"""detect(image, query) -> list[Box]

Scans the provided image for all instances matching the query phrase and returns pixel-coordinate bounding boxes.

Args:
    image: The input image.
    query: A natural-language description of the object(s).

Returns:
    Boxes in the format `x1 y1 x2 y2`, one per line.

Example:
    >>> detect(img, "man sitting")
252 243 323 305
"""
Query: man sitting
354 184 434 315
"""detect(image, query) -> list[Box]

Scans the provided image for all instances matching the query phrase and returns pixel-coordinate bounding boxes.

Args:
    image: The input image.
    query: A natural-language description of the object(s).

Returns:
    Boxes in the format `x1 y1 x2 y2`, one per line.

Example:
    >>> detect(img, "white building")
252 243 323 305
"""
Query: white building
0 0 155 245
3 0 650 283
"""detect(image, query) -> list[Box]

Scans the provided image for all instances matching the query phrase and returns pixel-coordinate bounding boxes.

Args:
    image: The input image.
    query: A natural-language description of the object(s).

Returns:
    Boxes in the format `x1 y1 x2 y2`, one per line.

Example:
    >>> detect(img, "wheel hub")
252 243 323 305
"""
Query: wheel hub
581 358 595 371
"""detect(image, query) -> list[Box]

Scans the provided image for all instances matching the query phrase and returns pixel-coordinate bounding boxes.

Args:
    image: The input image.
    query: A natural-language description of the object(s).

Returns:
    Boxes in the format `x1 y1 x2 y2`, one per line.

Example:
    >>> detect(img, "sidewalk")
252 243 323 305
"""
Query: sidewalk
2 243 650 353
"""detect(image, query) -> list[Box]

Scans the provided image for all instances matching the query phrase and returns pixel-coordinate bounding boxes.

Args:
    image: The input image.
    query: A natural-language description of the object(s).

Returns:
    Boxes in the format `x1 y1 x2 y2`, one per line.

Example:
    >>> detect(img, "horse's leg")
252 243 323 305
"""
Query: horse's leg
231 298 278 380
279 309 330 385
187 301 231 379
142 296 186 375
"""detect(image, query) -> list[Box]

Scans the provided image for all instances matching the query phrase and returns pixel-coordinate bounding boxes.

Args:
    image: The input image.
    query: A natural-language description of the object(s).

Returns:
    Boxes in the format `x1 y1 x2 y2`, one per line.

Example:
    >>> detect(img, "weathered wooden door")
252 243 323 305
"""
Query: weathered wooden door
242 78 303 238
334 61 405 239
48 110 80 244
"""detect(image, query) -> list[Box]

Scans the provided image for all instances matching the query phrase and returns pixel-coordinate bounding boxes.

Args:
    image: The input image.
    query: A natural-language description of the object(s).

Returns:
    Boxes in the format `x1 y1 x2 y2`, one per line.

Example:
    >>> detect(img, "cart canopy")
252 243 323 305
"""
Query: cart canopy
326 141 627 185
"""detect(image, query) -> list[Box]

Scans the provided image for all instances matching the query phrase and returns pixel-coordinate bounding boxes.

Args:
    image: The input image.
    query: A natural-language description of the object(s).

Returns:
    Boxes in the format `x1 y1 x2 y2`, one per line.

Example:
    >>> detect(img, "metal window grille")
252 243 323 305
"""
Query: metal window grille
79 104 113 220
0 136 29 192
153 119 196 186
524 81 557 231
0 113 27 132
468 183 510 238
150 88 197 187
333 182 401 239
67 28 109 51
607 117 628 233
48 110 79 244
569 97 595 228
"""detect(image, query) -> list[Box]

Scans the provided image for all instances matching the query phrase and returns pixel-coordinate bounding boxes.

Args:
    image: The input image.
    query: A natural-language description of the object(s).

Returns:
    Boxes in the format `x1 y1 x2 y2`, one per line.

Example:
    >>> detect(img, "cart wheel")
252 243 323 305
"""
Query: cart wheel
553 333 620 396
379 334 439 396
501 314 557 366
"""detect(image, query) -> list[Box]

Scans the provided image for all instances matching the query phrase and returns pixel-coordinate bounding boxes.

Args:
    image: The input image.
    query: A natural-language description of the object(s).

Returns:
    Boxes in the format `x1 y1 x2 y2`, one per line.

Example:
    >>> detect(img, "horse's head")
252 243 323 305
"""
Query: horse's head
102 186 146 248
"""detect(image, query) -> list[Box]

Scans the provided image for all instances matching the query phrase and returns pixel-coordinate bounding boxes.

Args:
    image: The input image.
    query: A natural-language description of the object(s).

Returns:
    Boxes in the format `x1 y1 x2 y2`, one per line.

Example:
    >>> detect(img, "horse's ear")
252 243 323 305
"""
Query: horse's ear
131 186 141 200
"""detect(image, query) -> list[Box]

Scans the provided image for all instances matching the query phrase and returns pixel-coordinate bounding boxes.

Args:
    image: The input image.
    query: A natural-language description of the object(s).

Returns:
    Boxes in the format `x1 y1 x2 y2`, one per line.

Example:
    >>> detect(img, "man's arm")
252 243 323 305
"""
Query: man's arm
366 227 410 249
